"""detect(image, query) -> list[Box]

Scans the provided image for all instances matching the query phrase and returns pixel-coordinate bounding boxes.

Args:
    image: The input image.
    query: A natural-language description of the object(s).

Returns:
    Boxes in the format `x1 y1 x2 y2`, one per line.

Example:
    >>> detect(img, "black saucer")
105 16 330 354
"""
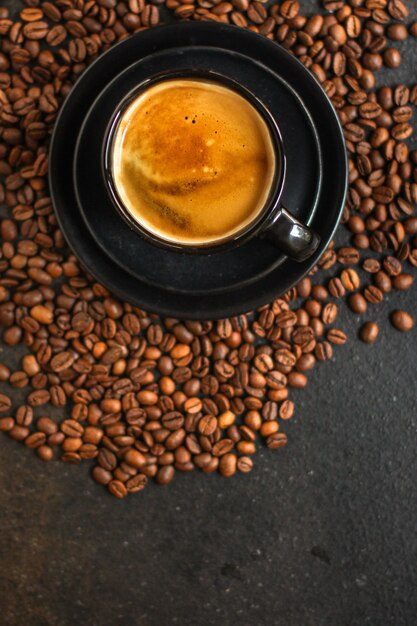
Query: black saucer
74 46 322 293
49 22 347 319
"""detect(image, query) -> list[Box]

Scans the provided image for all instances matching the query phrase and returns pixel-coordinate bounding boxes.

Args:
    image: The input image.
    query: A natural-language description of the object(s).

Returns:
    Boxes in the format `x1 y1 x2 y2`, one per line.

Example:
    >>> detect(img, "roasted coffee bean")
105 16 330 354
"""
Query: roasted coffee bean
92 466 113 486
393 274 413 290
362 259 381 273
219 453 237 477
315 341 333 362
328 278 346 299
237 456 253 473
279 400 294 420
337 247 360 264
212 439 234 457
390 310 414 332
360 322 379 344
198 414 218 436
364 285 384 304
98 449 117 471
126 474 148 493
124 449 146 469
374 271 392 293
321 303 337 324
0 393 12 413
108 480 127 499
287 372 307 389
156 466 175 485
23 21 49 40
382 256 402 276
0 417 15 432
341 269 360 291
266 433 288 449
348 294 367 315
327 329 347 345
50 351 75 372
0 363 11 382
15 405 33 426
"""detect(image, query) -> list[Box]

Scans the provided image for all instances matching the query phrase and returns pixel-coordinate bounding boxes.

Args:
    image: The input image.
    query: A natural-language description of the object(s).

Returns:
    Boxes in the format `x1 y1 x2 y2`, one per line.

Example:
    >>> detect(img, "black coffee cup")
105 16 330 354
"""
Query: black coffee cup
103 69 320 262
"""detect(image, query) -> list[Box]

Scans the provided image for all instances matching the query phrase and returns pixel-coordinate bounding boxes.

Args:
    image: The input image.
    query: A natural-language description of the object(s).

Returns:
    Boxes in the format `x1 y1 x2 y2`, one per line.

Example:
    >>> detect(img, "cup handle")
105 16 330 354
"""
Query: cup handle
261 207 320 262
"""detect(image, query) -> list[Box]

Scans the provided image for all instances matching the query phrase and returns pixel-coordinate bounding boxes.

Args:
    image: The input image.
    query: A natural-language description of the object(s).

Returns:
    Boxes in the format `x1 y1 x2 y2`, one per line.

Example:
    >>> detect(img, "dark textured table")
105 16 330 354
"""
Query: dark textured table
1 2 417 625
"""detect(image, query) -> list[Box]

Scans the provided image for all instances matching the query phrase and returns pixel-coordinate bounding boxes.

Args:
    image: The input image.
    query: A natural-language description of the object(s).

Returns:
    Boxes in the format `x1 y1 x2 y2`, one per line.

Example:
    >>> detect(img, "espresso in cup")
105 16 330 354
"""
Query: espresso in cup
110 78 276 246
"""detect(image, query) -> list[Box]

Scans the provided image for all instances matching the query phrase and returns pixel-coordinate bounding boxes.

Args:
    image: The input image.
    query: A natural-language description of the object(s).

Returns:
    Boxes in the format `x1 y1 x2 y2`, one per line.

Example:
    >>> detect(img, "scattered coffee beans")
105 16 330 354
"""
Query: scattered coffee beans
0 0 416 497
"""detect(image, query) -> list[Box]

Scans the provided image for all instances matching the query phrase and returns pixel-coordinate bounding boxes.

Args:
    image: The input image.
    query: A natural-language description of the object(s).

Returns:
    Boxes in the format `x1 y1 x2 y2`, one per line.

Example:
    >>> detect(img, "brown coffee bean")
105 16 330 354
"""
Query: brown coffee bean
337 247 360 264
198 414 218 436
279 400 294 420
341 268 360 291
156 465 175 485
237 456 253 473
373 186 394 203
390 310 414 332
321 303 337 324
287 372 307 389
383 48 401 68
165 429 186 450
360 322 379 344
266 433 288 449
344 123 365 143
0 417 14 431
348 294 367 314
374 271 392 293
108 480 127 499
140 5 159 26
98 448 117 471
382 256 402 277
388 0 408 21
362 259 380 273
359 102 382 120
124 449 146 469
37 416 58 435
219 453 237 477
23 21 48 40
61 419 83 438
346 15 361 38
50 351 75 372
212 439 234 457
0 393 12 413
9 426 30 442
393 274 413 290
30 305 53 324
15 405 33 426
247 1 267 24
315 341 333 362
3 327 22 346
92 466 113 486
37 445 54 462
327 329 347 345
25 432 47 449
328 277 346 298
126 474 148 493
364 285 384 304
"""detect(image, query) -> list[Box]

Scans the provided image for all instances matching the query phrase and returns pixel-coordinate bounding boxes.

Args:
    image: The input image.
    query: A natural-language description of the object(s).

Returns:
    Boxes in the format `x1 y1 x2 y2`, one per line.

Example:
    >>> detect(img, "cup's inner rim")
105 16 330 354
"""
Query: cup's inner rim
104 69 286 251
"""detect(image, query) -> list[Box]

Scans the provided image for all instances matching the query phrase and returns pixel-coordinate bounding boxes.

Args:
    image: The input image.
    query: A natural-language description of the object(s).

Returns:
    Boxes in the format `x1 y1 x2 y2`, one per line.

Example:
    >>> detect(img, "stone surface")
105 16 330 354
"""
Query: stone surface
0 1 417 625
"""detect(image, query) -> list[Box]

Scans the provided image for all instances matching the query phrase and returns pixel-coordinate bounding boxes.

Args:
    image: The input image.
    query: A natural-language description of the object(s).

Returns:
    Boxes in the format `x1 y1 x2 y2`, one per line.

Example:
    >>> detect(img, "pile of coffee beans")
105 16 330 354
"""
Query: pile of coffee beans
0 0 416 498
